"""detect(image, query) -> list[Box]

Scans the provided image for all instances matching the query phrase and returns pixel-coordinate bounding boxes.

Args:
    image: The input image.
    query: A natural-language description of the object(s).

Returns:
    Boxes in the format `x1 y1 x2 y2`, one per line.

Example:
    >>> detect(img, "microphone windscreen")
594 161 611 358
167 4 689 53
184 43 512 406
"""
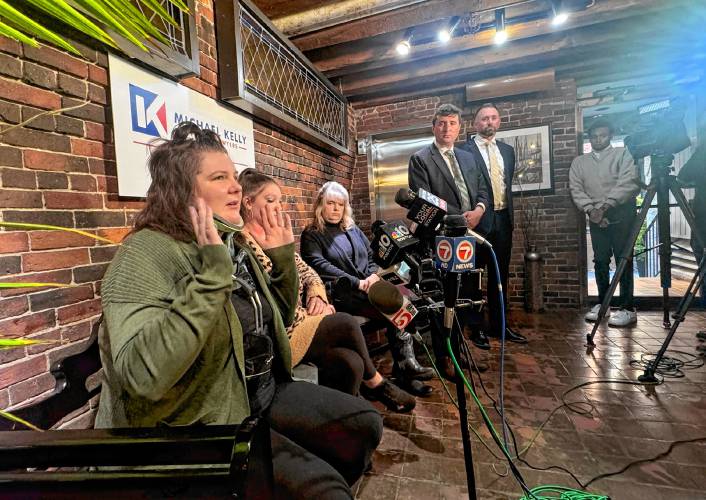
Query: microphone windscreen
443 214 466 228
371 220 385 233
368 280 404 315
394 188 414 208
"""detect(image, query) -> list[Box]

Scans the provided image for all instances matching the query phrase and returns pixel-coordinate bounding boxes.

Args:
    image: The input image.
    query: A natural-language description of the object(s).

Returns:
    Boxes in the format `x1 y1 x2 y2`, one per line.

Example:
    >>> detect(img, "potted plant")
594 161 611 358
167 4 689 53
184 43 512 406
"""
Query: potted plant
516 175 544 312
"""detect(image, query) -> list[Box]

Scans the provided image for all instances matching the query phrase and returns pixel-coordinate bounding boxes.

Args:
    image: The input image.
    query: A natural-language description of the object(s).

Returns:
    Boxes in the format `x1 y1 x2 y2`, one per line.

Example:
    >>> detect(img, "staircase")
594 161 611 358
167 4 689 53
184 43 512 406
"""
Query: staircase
671 237 698 281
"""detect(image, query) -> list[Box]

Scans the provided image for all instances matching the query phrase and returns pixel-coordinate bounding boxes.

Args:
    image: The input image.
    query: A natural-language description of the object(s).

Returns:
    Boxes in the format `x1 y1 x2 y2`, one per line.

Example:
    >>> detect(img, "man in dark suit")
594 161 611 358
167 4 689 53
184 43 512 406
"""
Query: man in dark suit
408 103 491 377
458 103 528 345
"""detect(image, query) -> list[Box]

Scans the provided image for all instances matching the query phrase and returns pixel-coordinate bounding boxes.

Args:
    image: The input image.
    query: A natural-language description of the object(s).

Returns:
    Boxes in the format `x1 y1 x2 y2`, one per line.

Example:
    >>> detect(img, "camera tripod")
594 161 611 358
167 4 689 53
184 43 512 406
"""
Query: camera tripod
586 154 706 382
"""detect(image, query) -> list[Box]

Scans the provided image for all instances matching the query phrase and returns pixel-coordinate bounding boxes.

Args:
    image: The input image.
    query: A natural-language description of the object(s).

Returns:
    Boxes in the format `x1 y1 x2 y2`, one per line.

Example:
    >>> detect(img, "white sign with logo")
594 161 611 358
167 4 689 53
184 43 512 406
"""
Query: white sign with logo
108 54 256 197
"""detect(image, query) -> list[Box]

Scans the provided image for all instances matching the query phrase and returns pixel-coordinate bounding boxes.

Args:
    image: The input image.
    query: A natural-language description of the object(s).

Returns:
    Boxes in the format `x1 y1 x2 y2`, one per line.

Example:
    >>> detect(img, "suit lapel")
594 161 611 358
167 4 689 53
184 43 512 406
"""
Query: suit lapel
430 145 462 206
497 142 512 179
467 139 492 188
497 142 514 195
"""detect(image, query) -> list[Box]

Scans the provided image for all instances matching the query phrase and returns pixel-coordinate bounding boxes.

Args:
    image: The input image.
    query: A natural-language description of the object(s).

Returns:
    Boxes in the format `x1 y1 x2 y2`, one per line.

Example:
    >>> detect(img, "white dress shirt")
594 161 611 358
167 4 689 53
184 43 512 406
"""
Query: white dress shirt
473 135 505 181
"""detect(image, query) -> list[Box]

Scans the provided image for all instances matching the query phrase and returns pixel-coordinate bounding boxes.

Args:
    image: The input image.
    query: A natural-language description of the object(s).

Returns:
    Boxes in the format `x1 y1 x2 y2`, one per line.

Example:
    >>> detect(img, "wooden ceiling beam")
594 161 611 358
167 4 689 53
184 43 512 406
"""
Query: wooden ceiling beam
272 0 428 37
348 38 705 107
339 3 706 100
313 0 689 77
289 0 511 52
339 18 647 99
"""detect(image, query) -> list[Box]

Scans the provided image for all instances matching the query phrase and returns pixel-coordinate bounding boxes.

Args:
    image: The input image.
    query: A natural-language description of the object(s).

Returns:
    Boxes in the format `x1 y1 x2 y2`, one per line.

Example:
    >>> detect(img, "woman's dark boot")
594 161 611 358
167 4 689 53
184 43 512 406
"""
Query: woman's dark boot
360 378 416 413
388 329 434 396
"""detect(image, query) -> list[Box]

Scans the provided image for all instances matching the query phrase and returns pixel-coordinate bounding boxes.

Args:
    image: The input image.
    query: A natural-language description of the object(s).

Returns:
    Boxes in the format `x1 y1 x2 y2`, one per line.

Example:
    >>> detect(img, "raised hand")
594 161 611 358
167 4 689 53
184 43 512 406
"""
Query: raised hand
189 198 223 246
251 204 294 250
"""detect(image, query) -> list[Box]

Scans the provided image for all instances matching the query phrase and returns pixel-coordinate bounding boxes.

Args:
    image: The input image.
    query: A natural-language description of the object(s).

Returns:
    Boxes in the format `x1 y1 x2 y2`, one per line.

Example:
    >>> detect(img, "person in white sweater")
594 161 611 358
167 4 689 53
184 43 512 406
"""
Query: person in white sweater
570 119 641 326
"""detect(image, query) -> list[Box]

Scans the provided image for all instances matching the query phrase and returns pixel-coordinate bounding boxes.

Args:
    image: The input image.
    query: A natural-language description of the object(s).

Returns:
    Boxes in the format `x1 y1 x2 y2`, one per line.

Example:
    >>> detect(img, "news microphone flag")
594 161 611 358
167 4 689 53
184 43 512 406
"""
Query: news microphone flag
434 236 477 273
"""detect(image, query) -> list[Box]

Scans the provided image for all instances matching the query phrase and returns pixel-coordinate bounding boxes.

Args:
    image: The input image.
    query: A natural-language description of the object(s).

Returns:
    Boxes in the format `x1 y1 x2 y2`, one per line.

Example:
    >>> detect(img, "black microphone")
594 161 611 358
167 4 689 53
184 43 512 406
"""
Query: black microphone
441 214 491 247
370 219 419 268
442 214 466 236
395 188 448 236
394 188 415 208
368 280 418 330
371 219 386 234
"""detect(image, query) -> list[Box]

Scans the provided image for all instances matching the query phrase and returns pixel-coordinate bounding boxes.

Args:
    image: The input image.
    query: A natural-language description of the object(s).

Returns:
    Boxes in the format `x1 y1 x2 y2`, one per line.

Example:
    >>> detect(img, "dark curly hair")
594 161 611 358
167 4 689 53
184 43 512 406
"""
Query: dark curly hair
132 122 228 242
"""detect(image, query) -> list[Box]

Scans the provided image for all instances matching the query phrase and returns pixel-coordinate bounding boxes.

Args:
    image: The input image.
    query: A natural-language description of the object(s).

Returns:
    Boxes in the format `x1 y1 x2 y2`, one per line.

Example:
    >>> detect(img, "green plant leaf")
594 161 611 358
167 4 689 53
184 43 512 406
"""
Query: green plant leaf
0 338 61 349
0 0 190 57
0 282 71 289
0 18 40 47
25 0 118 48
0 222 116 244
0 409 43 431
71 0 150 50
101 0 170 45
0 0 83 55
134 0 179 30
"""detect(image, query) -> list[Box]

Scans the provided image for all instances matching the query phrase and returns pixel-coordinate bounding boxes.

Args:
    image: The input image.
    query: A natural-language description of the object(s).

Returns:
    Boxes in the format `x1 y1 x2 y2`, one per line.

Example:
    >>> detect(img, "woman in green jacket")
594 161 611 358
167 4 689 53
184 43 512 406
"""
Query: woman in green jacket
95 122 382 499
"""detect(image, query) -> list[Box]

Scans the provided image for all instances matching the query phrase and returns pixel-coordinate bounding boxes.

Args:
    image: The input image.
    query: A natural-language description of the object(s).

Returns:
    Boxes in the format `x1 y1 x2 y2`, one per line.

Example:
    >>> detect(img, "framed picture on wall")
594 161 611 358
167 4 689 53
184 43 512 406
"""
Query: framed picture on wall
495 123 553 195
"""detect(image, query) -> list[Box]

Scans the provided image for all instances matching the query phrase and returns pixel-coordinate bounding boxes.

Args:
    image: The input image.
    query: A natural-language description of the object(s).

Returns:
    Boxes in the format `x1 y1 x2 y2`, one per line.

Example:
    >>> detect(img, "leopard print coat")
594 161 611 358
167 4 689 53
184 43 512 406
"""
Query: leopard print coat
240 230 328 366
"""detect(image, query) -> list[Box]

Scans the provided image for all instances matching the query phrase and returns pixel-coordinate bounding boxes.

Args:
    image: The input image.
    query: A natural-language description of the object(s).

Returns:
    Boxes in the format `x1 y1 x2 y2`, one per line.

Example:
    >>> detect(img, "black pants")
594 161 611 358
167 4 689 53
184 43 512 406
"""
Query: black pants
267 381 382 499
471 209 513 335
302 313 377 395
590 202 636 309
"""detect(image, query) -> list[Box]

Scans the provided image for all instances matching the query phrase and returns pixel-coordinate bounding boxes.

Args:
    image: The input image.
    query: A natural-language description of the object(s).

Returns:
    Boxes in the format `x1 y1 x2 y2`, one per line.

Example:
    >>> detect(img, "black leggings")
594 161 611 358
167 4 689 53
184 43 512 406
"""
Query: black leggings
302 313 377 395
267 381 382 499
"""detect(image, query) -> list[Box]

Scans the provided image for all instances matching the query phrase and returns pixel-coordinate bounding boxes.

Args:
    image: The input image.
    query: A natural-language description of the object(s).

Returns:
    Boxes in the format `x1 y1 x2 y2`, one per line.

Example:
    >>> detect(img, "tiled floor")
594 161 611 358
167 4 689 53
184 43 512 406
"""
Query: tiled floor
587 276 692 297
354 309 706 500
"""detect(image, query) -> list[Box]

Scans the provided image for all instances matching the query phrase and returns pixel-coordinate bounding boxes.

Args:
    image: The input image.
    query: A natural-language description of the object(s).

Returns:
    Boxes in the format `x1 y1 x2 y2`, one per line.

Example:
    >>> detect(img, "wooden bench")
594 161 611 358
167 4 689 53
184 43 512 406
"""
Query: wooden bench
0 325 274 499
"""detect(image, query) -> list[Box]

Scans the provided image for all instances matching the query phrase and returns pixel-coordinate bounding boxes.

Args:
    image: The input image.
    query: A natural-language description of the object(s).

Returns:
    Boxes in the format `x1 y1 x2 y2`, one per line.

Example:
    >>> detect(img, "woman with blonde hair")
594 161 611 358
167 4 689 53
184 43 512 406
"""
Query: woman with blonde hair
300 181 434 397
238 169 415 412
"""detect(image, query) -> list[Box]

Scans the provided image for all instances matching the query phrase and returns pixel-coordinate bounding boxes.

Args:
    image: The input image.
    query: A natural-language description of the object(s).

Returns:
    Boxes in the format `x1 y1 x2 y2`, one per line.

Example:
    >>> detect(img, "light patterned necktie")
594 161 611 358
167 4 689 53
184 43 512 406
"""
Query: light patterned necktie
485 142 506 210
444 149 471 211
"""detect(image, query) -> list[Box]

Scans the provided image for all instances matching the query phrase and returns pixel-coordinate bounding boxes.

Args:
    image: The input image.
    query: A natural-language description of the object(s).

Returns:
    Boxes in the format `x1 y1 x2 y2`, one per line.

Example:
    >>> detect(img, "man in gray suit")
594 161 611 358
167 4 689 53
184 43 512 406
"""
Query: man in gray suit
408 103 490 378
409 103 489 232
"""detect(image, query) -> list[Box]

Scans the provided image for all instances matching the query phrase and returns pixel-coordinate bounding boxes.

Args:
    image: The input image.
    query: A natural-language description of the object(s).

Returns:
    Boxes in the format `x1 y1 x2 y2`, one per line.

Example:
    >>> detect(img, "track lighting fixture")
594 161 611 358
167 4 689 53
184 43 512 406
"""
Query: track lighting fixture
395 39 411 56
437 17 460 44
494 8 507 44
437 28 452 43
551 0 569 25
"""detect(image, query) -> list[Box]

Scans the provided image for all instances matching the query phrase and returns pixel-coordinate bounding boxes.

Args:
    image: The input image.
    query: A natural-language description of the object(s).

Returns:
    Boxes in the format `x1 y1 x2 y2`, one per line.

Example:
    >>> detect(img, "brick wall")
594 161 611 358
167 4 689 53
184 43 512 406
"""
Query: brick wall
0 1 354 424
352 79 584 309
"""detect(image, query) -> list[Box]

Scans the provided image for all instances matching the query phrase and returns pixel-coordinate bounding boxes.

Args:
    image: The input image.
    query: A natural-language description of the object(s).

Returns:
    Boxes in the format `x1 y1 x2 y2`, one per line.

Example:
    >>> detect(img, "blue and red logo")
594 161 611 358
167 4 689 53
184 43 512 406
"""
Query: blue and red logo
129 84 168 138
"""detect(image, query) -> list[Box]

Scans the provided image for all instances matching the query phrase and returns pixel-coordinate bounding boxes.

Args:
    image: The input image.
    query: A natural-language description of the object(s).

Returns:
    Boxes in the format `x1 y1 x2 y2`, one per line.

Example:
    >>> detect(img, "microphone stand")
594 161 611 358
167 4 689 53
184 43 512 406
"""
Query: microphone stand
441 269 478 500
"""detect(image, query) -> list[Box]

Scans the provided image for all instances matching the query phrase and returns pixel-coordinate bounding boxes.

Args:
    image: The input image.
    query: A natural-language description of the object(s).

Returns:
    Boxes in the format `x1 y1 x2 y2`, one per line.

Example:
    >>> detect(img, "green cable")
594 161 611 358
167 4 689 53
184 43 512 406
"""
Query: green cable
418 341 508 463
444 338 609 500
519 485 609 499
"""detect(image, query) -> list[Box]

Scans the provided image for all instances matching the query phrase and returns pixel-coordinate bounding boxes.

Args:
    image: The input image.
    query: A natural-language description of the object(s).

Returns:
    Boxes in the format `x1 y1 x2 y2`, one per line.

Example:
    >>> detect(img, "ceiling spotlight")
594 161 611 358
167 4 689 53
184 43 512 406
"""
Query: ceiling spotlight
437 17 460 44
396 39 411 56
494 9 507 45
551 0 569 25
438 29 452 43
